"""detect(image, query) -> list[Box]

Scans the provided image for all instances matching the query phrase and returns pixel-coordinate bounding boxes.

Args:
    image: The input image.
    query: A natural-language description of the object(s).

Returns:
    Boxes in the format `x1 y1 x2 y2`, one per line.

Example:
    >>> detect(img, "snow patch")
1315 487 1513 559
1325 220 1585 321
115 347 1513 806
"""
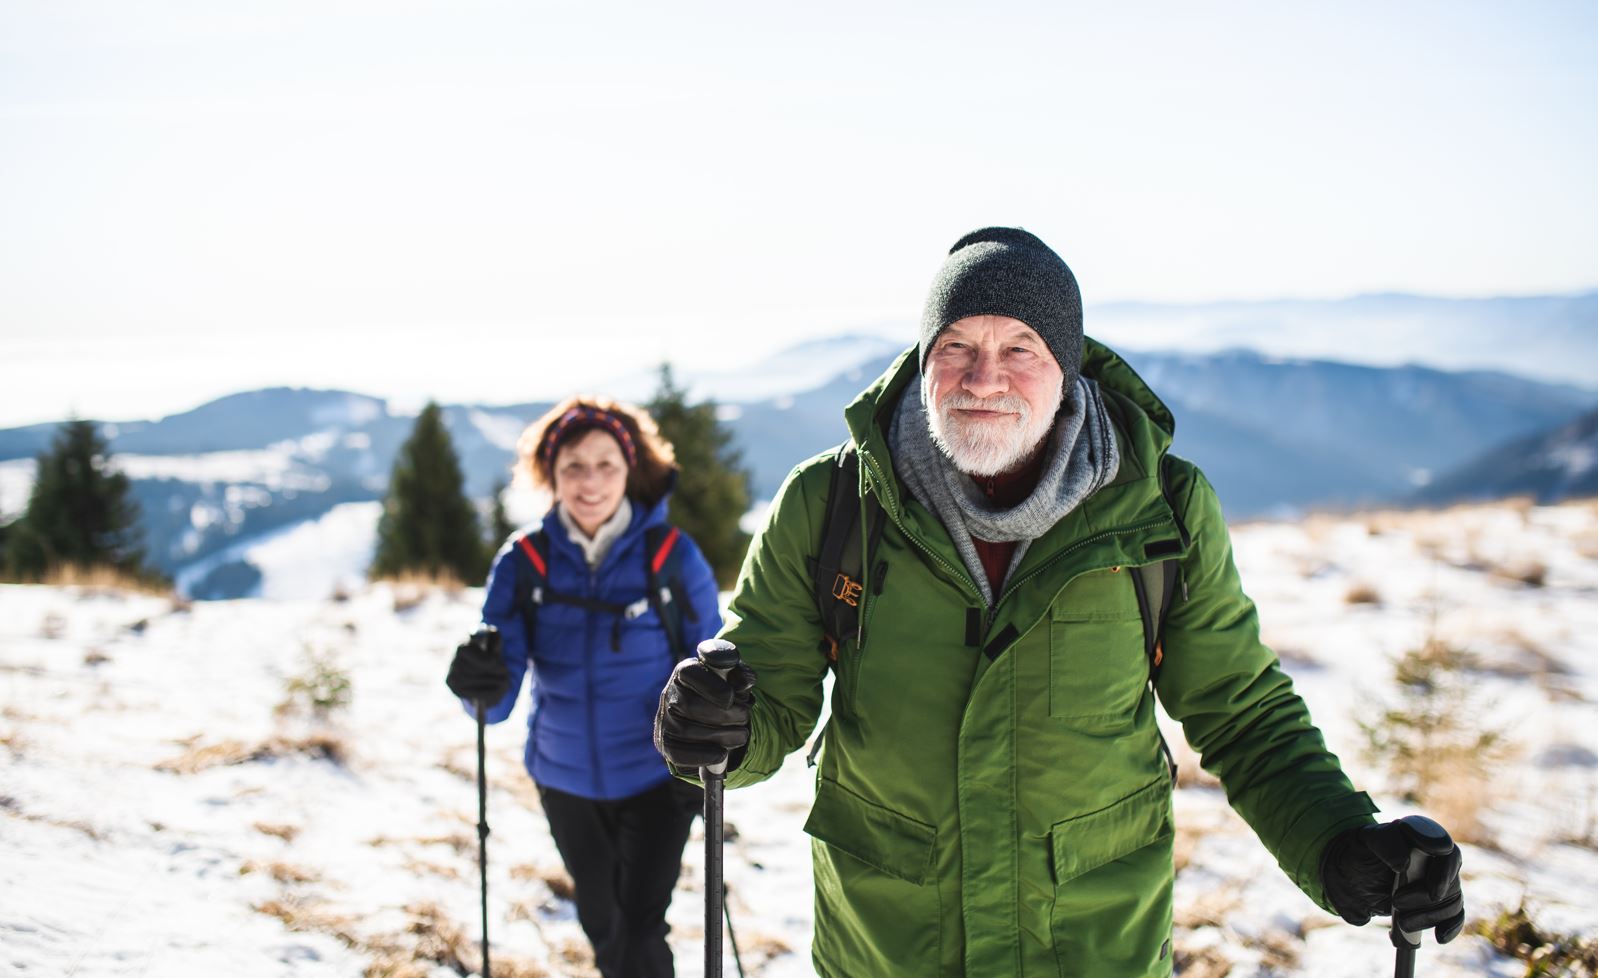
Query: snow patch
112 450 297 486
469 409 526 452
0 457 37 520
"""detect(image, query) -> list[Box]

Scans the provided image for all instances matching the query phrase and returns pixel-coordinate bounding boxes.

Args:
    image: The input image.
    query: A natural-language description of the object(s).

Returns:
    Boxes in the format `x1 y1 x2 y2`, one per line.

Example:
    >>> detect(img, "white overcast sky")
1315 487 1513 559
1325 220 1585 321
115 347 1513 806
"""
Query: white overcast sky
1 1 1595 427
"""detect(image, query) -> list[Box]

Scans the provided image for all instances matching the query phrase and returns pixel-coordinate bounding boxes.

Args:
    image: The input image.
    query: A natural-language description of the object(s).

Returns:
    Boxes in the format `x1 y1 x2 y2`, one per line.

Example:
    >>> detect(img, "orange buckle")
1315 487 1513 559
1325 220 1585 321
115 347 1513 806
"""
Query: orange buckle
832 573 863 608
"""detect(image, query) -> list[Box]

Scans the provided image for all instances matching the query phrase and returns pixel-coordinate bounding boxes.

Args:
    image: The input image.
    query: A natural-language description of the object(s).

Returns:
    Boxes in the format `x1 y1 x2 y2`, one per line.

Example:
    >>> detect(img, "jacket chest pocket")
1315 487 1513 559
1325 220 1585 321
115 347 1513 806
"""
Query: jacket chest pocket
1048 569 1147 731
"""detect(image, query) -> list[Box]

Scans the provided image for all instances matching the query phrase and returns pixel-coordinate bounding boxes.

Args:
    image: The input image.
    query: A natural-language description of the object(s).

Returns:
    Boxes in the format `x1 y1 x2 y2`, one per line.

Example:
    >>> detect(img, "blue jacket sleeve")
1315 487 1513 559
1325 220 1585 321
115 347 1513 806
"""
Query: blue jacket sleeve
467 542 531 723
675 533 724 659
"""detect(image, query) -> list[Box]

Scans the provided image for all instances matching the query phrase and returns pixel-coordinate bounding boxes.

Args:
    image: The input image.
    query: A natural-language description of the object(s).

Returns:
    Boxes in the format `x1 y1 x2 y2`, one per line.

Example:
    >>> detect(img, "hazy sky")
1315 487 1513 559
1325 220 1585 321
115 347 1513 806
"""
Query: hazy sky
2 1 1595 427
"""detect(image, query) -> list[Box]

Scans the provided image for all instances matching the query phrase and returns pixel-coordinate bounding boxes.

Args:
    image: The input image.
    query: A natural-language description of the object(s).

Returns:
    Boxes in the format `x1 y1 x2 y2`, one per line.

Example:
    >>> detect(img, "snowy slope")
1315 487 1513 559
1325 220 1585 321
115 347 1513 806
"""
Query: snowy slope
3 499 1597 976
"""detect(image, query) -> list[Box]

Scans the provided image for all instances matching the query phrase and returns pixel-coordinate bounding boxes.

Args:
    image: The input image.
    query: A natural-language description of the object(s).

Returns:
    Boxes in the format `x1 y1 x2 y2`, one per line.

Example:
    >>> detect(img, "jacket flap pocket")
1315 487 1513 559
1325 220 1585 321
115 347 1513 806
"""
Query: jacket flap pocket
1051 568 1142 622
804 778 936 885
1049 777 1172 886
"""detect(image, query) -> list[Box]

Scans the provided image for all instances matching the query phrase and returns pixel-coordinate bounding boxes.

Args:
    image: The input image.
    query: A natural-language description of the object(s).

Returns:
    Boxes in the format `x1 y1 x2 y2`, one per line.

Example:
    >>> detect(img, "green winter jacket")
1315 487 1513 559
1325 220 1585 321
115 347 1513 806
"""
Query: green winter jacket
719 340 1378 978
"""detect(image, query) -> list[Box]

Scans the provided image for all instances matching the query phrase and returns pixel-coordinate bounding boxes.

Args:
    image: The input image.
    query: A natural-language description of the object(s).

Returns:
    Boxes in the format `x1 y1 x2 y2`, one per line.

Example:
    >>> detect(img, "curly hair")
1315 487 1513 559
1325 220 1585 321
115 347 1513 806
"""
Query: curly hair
515 395 678 508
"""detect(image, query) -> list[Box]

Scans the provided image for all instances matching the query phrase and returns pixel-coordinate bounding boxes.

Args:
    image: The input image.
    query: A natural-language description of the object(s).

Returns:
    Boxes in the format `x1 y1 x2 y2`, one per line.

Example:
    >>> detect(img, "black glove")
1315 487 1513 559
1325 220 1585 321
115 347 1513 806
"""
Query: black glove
1321 817 1465 943
446 625 511 705
653 657 757 771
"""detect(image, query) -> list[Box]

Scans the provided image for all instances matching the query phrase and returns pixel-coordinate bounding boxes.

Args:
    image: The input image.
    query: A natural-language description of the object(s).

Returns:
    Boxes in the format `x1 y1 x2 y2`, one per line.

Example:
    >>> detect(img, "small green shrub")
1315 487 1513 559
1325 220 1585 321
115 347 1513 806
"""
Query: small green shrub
1473 903 1598 977
278 646 353 720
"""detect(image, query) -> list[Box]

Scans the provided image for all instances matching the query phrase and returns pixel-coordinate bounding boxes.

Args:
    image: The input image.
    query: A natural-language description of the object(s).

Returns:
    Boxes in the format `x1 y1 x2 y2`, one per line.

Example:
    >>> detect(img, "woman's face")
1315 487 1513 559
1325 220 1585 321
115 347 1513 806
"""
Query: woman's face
552 428 629 537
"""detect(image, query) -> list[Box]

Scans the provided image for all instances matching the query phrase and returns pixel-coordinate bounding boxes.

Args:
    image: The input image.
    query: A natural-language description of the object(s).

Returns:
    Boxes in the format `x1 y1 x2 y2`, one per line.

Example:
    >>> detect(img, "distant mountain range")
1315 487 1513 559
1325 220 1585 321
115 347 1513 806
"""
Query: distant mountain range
1 336 1594 598
1413 405 1598 506
1089 291 1598 389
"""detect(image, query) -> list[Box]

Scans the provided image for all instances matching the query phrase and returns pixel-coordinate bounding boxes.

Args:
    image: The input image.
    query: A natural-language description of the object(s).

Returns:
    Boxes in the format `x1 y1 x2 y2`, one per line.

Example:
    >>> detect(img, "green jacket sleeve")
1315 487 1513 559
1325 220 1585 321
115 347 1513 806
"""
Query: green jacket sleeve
718 455 835 790
1156 458 1379 912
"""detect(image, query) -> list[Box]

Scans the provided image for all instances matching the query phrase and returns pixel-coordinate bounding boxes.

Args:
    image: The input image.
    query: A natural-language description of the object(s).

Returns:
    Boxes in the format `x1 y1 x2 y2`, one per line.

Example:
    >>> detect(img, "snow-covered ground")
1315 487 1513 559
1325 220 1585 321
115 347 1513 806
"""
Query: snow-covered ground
3 499 1596 977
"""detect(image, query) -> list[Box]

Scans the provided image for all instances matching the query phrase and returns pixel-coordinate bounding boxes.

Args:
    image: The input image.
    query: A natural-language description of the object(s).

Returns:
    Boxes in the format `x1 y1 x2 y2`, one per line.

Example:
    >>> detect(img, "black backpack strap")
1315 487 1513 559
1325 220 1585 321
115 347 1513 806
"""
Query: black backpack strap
808 442 869 664
1130 452 1194 782
645 524 691 660
1129 560 1180 687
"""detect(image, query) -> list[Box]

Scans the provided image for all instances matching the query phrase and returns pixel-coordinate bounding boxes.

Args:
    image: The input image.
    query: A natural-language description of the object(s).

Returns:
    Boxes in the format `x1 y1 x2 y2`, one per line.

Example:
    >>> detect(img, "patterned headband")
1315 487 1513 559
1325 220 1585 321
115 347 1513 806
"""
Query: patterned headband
540 406 639 471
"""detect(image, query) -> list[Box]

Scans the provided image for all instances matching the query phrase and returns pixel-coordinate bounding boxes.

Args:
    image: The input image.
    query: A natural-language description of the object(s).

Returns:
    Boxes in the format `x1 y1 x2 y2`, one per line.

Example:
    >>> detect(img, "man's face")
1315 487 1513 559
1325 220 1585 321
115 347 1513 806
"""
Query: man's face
923 315 1065 477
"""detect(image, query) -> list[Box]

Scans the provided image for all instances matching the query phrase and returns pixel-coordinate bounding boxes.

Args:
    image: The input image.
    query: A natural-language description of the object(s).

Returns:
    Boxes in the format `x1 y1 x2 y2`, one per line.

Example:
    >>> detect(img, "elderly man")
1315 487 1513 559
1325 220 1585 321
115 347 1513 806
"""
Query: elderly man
655 227 1464 977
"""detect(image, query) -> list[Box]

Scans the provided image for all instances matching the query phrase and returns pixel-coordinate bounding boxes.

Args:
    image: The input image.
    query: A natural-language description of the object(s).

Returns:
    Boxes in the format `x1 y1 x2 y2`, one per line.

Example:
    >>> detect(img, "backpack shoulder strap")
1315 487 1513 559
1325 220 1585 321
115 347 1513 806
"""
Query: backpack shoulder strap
1130 560 1180 684
645 523 691 660
808 442 873 663
509 529 550 647
1132 452 1194 782
1132 452 1195 686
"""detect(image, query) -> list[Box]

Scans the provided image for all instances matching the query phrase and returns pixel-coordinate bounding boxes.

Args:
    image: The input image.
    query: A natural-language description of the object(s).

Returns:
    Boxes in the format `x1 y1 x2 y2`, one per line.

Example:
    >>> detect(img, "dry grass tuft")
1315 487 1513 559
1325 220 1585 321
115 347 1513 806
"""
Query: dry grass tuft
400 857 461 880
254 897 361 947
739 931 795 965
155 733 350 774
254 821 302 843
554 938 598 973
1472 902 1598 977
0 792 103 839
241 860 322 885
367 830 475 858
256 898 547 978
1174 883 1243 930
1242 928 1302 974
374 571 467 612
38 563 174 596
511 863 577 901
1344 582 1383 606
435 753 474 783
1489 559 1549 588
1171 944 1233 978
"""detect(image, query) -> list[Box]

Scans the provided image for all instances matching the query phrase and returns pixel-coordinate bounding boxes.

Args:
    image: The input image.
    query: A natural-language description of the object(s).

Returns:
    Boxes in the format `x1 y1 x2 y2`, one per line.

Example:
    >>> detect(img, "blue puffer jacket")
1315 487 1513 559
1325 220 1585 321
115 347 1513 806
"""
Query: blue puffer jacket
474 492 723 801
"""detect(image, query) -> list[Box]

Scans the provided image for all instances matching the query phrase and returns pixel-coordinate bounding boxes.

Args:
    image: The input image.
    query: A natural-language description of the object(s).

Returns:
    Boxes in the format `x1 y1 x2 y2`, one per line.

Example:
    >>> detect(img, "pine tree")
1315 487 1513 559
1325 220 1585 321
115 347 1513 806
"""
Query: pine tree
482 479 514 549
369 403 485 585
6 419 154 581
648 365 752 588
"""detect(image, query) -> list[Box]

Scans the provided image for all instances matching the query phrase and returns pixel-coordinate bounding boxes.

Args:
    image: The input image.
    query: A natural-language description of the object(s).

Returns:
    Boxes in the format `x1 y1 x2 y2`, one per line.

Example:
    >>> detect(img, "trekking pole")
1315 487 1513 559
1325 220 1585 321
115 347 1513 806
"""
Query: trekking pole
697 638 742 978
1389 815 1455 978
476 697 492 978
724 887 746 978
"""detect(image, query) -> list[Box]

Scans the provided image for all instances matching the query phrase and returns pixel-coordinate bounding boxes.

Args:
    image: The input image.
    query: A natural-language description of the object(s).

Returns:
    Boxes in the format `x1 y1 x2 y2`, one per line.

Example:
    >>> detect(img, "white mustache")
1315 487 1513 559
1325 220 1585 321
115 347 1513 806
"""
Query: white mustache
939 392 1030 418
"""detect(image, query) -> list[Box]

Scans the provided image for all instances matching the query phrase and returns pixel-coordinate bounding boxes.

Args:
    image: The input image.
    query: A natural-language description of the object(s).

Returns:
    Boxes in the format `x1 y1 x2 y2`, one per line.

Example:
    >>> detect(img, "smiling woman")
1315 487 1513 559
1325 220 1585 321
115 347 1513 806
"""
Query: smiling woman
444 394 723 978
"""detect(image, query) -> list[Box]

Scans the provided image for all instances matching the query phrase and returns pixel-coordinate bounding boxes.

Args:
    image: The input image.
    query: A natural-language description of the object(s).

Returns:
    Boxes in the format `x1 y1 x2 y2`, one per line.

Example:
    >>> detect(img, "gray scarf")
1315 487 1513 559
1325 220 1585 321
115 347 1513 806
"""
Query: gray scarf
889 377 1120 605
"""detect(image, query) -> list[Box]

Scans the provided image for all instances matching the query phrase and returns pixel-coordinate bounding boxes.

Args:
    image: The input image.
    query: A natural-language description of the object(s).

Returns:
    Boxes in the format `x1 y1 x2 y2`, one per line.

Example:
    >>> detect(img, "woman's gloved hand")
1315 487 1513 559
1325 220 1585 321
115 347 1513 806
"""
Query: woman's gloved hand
446 625 511 705
653 657 757 772
1320 817 1465 942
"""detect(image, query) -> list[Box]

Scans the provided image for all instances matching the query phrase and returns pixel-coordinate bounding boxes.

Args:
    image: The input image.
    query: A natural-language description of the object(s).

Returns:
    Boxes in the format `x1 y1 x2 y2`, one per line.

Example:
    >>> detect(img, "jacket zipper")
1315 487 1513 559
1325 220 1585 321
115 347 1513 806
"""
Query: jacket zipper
584 566 605 798
860 452 983 602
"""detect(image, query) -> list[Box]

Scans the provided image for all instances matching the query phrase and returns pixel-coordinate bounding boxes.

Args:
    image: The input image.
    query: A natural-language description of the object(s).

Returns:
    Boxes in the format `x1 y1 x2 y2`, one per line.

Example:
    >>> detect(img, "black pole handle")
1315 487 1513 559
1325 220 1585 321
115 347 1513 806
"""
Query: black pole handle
697 638 742 978
1390 815 1454 978
697 638 742 777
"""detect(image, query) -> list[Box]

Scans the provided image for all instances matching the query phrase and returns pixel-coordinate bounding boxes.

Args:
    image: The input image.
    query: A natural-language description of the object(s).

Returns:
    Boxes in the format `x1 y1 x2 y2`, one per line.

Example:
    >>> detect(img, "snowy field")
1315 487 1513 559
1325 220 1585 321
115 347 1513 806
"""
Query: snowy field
3 499 1597 977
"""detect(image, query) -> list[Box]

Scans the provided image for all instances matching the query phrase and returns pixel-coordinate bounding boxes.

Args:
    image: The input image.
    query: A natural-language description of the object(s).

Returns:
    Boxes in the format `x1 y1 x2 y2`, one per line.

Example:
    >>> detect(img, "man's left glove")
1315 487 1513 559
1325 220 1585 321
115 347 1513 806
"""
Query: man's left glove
1320 817 1465 943
653 657 757 772
446 625 510 705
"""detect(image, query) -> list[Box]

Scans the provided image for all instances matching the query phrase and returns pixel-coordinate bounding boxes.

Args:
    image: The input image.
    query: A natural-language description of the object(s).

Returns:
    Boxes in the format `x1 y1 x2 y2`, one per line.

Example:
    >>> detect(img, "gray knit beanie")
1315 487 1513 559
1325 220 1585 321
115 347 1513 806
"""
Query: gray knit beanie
919 227 1083 388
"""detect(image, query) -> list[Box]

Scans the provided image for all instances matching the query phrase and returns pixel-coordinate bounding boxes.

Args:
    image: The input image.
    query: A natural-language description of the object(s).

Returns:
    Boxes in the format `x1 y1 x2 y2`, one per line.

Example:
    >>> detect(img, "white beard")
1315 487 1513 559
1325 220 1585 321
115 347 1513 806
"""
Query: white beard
924 378 1064 477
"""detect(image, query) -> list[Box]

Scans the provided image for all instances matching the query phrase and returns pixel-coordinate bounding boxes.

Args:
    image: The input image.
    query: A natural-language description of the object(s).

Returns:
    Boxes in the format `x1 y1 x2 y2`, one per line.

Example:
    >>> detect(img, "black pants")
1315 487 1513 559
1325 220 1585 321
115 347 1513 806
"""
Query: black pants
537 778 703 978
